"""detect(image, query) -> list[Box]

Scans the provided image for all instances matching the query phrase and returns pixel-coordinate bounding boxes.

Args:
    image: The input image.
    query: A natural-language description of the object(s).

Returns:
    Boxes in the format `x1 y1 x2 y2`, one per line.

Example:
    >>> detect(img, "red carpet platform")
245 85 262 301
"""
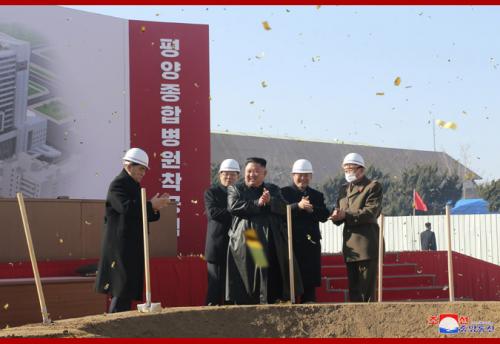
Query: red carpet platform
1 251 499 327
318 251 500 302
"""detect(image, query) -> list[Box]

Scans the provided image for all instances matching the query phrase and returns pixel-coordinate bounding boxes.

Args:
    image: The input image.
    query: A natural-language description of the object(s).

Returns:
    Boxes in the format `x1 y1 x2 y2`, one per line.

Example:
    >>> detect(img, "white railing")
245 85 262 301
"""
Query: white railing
320 214 500 266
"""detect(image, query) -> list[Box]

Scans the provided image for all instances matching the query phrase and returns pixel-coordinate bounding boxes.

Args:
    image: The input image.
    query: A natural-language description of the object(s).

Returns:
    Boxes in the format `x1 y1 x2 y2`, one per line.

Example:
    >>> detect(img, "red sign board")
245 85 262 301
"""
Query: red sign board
129 20 210 255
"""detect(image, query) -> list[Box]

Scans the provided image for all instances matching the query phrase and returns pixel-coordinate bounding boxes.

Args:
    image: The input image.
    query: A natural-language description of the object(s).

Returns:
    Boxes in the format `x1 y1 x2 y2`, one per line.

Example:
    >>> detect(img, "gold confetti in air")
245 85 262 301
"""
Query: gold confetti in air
306 234 317 244
194 82 200 88
244 229 269 268
261 21 271 31
311 56 320 62
255 52 265 59
104 283 109 290
261 81 268 88
394 76 401 86
316 5 322 9
141 26 146 32
375 92 385 96
3 303 8 310
84 220 92 225
436 119 457 130
191 200 198 204
111 261 116 268
59 238 64 244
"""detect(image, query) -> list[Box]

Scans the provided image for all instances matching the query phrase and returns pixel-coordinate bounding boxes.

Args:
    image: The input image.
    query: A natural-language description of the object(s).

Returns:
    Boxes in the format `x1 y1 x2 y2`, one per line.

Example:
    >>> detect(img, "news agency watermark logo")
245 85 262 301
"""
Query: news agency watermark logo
428 314 495 334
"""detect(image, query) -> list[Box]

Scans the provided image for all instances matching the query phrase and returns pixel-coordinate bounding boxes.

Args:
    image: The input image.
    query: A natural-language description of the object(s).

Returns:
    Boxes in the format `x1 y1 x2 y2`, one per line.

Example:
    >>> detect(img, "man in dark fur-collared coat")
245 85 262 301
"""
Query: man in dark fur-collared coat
226 157 303 305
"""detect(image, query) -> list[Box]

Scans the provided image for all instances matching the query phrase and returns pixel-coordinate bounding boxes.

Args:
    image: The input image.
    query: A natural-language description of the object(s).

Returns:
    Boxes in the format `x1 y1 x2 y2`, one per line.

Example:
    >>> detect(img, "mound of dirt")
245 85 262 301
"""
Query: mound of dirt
1 302 498 338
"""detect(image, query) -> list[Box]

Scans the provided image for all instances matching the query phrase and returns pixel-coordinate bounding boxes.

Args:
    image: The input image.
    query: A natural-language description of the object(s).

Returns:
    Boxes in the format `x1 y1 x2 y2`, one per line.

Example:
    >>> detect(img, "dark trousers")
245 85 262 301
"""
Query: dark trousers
109 296 132 313
346 259 378 302
301 286 316 303
206 261 226 305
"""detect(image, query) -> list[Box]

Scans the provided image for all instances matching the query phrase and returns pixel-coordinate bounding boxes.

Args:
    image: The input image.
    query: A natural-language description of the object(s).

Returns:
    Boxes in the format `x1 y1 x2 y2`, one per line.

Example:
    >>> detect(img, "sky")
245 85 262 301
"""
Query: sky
68 5 500 181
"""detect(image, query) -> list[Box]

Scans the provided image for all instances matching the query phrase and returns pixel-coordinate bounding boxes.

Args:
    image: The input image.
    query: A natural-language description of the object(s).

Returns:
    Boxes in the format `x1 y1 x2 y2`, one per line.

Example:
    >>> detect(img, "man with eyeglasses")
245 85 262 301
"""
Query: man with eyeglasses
204 159 240 305
329 153 383 302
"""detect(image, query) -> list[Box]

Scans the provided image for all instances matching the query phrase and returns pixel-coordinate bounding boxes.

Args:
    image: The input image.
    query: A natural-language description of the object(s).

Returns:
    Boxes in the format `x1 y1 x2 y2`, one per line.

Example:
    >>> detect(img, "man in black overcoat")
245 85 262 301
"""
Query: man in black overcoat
204 158 240 305
281 159 330 303
226 157 303 304
95 148 171 313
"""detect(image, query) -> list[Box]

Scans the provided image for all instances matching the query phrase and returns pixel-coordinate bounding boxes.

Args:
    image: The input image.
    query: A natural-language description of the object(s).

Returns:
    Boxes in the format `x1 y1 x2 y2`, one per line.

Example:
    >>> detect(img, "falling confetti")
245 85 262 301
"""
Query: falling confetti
375 92 385 96
194 82 200 88
3 303 8 310
155 13 160 16
261 81 268 88
59 238 64 244
462 111 467 115
311 56 320 62
249 101 255 105
316 5 322 9
191 199 198 204
394 77 401 86
436 119 457 130
141 26 146 32
261 21 271 31
104 283 109 290
443 285 449 291
111 261 116 268
255 52 265 59
84 220 92 226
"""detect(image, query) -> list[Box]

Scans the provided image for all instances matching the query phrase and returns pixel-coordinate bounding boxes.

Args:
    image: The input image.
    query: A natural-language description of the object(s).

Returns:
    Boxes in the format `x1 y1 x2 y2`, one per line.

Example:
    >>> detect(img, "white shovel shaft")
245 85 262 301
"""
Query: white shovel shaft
286 205 295 304
141 188 152 302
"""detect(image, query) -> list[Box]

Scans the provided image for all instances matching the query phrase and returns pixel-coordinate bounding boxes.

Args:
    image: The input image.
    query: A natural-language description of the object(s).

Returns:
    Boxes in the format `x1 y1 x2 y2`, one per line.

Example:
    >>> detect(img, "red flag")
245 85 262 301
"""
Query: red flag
413 189 428 211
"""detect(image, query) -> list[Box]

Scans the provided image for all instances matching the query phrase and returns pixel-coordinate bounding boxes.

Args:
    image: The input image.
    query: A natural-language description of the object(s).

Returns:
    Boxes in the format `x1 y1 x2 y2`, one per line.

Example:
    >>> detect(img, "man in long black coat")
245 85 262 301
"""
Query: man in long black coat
204 158 240 305
281 159 330 303
226 157 303 304
95 148 171 313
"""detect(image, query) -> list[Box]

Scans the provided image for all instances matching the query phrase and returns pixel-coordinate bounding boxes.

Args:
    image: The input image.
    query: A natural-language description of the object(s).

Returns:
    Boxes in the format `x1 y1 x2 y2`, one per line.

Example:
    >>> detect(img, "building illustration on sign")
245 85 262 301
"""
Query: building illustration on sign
0 31 70 198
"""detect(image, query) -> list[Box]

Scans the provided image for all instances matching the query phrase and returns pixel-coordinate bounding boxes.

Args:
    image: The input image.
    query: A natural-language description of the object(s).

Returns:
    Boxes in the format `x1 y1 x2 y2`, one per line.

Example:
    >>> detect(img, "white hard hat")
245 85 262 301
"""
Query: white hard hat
219 159 240 173
292 159 313 174
343 153 365 167
122 148 149 169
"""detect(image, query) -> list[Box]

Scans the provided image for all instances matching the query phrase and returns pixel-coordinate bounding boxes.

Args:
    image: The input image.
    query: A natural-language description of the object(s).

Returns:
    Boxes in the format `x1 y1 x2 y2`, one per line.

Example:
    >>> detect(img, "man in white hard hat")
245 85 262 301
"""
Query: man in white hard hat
95 148 171 313
203 158 240 305
329 153 383 302
281 159 330 303
226 157 303 304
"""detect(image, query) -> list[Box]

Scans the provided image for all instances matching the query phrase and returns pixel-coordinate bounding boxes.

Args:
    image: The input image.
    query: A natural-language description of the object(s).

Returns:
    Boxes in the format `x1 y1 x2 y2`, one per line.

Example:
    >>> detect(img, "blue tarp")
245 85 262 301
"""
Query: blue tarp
451 198 490 214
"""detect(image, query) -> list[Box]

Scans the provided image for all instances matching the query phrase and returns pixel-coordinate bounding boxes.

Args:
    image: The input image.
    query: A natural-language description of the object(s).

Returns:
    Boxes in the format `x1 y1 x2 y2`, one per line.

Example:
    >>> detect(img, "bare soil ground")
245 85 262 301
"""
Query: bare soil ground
1 302 498 338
